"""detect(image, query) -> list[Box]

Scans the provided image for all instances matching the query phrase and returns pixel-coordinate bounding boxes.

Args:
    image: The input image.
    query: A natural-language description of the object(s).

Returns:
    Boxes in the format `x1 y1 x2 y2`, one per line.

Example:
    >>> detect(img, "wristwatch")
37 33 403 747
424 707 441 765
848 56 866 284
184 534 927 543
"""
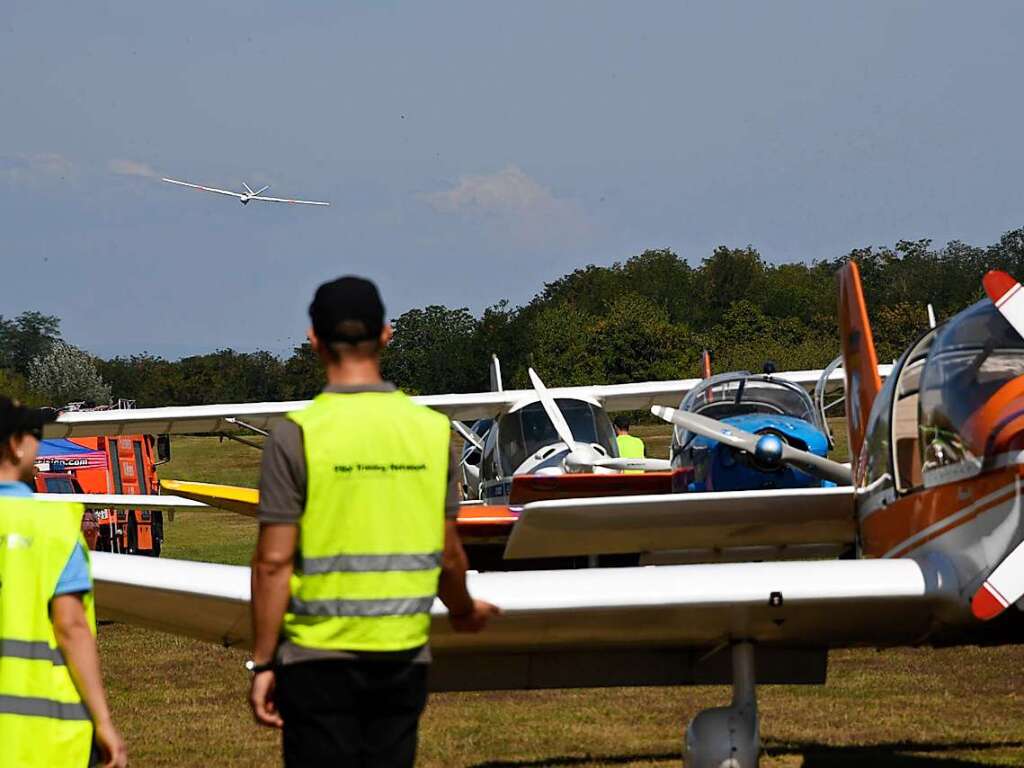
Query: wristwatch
245 659 275 675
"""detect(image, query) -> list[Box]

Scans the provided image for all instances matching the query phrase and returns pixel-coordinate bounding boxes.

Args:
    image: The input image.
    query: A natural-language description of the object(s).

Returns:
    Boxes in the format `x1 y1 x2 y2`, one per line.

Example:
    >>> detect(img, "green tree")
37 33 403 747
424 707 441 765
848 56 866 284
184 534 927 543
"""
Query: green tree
526 303 604 386
282 343 322 400
589 293 697 383
28 341 111 406
382 306 483 394
0 311 61 375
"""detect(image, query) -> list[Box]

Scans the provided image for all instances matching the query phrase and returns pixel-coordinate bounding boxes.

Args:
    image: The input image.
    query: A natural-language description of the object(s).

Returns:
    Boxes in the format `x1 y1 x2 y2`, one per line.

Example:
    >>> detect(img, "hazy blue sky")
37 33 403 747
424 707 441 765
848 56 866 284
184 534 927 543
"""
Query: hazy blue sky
3 2 1022 358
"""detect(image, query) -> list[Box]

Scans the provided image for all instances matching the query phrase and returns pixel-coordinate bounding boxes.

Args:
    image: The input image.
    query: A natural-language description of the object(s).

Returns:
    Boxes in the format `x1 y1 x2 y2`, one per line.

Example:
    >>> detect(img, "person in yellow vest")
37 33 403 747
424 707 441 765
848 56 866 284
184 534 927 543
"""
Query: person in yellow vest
614 415 646 474
0 396 126 768
249 276 500 766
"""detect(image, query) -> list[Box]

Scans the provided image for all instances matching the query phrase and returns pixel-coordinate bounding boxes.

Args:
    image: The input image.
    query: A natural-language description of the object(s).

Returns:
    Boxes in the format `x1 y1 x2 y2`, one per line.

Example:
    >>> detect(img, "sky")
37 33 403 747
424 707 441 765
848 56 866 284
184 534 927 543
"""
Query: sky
2 2 1023 359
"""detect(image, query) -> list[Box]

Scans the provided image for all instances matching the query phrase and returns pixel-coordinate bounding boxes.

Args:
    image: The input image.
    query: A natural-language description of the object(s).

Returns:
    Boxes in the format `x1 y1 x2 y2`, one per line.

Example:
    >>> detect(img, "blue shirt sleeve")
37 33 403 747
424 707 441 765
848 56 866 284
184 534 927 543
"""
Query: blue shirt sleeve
53 543 92 596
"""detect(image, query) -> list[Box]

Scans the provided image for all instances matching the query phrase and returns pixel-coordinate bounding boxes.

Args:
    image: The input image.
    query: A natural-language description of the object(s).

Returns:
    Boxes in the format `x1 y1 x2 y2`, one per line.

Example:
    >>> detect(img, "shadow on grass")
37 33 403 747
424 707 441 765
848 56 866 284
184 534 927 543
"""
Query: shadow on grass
471 740 1024 767
769 739 1024 767
471 755 674 767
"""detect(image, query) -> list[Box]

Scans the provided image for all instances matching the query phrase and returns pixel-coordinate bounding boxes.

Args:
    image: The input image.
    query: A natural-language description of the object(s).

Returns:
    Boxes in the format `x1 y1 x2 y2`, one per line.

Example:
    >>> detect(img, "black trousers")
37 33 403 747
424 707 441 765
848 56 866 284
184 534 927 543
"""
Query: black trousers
276 659 428 768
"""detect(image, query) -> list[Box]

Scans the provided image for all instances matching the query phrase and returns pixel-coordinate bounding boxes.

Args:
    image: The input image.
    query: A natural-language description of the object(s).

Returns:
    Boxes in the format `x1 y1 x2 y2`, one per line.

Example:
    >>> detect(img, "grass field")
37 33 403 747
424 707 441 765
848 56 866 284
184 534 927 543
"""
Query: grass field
96 430 1024 766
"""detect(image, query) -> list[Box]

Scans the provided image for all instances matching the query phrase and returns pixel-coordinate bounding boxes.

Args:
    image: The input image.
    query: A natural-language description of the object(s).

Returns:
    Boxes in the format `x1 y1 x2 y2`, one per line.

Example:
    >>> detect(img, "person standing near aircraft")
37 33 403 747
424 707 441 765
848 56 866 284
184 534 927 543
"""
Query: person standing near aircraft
614 415 646 474
249 276 499 766
0 397 126 768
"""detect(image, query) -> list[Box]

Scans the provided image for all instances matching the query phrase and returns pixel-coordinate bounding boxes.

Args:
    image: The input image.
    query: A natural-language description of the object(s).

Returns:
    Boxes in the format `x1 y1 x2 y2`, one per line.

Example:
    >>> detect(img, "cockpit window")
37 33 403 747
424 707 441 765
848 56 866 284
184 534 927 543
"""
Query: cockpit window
496 400 616 475
918 298 1024 484
680 374 820 426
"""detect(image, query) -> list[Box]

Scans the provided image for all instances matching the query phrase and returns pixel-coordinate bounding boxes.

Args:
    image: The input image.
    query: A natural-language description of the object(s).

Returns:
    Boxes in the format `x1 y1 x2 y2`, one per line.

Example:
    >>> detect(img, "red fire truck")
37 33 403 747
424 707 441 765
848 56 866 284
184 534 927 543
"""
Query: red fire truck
35 433 170 556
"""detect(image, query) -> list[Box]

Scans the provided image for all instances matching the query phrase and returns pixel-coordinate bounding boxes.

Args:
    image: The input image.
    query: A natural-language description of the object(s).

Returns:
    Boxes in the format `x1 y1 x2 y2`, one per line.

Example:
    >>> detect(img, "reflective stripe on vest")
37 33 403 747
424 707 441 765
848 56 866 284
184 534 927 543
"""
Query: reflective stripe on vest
301 551 442 575
284 391 449 653
289 595 437 618
0 694 90 721
0 639 65 665
0 498 95 766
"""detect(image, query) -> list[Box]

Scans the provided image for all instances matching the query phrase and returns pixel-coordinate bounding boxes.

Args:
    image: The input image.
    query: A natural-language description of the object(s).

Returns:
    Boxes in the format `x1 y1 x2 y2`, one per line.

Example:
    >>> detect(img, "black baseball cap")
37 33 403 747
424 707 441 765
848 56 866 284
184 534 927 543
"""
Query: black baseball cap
309 276 385 344
0 396 57 442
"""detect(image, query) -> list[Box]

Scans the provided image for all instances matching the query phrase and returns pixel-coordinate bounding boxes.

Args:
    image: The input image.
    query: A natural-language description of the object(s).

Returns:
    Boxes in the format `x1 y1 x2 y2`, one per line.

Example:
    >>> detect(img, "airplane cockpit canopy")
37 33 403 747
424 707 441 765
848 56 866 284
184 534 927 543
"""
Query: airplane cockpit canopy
679 372 821 426
918 298 1024 483
494 399 616 475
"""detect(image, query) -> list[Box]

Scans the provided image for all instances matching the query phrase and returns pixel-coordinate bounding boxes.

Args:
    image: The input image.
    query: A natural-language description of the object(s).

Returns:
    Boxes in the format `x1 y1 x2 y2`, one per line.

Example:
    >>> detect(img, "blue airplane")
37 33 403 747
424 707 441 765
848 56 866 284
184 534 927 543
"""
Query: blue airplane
667 369 839 492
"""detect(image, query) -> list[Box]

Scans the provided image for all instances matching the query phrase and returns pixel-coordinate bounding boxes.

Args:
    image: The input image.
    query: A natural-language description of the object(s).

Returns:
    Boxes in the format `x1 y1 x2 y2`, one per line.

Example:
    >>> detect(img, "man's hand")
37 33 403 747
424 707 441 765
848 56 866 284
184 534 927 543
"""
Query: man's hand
94 718 127 768
448 599 501 633
250 670 284 728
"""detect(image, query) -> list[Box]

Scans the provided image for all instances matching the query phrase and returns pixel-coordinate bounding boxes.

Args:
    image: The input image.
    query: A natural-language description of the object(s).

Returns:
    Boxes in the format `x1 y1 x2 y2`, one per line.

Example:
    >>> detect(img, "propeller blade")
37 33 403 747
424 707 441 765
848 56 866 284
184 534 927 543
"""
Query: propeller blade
591 457 673 472
490 354 504 392
651 406 851 485
528 368 579 450
651 406 753 452
972 538 1024 620
451 420 484 451
984 270 1024 340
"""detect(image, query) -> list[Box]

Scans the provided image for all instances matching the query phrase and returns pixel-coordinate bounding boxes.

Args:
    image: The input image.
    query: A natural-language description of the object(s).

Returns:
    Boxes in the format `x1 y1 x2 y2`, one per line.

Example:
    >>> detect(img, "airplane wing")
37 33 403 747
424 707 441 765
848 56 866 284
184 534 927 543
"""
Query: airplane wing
44 365 893 439
250 195 330 206
75 483 518 539
159 479 258 517
32 492 208 510
504 486 856 559
92 552 957 690
162 177 244 199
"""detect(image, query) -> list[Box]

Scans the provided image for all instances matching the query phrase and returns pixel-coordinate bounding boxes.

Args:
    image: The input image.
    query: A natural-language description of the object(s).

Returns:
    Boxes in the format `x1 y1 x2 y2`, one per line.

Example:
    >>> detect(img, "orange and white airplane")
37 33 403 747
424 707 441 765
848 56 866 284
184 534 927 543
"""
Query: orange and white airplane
35 263 1024 767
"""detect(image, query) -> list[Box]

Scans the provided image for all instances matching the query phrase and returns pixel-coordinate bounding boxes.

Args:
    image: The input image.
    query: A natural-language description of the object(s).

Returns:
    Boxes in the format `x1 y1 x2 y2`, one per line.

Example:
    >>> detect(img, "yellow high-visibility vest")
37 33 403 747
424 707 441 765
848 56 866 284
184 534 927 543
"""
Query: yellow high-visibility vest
0 497 95 767
283 391 450 652
617 433 646 474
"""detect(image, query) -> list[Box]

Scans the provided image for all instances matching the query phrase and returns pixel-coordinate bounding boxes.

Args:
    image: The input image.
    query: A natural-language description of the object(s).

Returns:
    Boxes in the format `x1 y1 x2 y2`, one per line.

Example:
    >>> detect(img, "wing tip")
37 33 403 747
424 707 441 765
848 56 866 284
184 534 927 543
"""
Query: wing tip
971 582 1008 621
983 270 1018 303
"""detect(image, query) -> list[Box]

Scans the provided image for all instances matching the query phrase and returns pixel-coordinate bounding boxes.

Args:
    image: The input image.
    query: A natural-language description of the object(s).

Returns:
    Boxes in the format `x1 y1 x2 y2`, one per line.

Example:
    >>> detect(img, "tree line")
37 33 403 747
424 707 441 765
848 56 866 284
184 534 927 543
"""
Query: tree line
3 227 1023 408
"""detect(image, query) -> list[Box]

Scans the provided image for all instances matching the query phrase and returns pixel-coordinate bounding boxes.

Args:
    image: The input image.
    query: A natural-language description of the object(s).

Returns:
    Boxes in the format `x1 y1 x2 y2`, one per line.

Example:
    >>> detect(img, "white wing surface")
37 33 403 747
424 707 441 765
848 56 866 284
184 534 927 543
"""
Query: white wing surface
33 493 208 510
93 553 956 689
162 178 244 199
504 486 856 559
45 366 892 438
250 194 330 206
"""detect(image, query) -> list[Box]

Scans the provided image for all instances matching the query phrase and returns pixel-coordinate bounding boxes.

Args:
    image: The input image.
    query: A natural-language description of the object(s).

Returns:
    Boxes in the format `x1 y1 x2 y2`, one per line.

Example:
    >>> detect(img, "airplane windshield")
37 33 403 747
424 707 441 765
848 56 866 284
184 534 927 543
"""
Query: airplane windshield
682 374 819 425
497 400 616 475
918 299 1024 481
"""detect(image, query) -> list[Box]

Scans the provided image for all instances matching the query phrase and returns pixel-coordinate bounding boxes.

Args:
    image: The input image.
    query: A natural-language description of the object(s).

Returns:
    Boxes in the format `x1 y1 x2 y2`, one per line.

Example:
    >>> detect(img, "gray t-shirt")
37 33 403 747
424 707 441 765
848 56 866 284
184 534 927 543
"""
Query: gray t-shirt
258 381 459 665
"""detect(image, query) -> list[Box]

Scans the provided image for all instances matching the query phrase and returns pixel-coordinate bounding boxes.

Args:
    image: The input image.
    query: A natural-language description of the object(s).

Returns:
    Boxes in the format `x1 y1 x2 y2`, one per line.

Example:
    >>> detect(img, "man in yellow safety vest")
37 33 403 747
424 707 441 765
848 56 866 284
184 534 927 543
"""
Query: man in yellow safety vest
614 415 646 474
0 396 127 767
248 276 499 766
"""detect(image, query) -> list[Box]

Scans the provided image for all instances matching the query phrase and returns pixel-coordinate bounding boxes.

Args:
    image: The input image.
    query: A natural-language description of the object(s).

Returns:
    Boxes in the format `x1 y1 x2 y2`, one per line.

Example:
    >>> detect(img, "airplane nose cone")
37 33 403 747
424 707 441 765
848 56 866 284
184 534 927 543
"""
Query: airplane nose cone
754 434 785 470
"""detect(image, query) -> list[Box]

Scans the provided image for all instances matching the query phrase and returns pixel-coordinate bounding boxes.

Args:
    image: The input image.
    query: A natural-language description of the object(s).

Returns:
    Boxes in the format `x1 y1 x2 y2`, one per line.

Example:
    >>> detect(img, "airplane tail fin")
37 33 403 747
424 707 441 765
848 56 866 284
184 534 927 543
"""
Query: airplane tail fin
837 261 882 465
489 354 503 392
243 182 254 195
700 349 713 380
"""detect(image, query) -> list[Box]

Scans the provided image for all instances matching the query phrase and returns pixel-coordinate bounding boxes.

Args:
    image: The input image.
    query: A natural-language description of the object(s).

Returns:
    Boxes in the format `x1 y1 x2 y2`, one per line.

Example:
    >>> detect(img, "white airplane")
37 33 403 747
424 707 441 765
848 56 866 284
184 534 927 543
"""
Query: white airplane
162 177 330 206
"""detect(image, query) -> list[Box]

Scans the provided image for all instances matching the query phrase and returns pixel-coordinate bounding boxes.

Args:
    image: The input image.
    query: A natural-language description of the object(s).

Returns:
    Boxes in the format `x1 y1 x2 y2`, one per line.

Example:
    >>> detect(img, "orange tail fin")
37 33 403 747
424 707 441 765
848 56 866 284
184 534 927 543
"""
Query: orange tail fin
837 261 882 464
700 349 713 380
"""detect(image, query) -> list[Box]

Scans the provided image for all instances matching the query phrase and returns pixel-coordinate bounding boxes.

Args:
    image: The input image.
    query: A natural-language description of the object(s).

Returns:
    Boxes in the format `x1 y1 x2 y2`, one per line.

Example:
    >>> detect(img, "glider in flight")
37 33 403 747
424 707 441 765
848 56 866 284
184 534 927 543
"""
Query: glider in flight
162 177 330 206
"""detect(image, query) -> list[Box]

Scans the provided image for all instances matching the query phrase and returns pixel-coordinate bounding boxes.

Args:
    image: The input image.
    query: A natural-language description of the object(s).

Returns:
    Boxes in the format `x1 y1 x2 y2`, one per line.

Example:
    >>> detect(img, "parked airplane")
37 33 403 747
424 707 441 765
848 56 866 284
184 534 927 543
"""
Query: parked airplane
667 368 844 493
162 177 330 206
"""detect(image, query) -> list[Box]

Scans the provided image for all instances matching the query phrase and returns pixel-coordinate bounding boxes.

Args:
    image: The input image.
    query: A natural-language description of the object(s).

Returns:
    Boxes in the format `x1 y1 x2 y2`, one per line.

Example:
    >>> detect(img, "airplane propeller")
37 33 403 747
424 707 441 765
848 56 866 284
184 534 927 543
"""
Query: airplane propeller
970 270 1024 620
651 405 851 486
528 368 671 473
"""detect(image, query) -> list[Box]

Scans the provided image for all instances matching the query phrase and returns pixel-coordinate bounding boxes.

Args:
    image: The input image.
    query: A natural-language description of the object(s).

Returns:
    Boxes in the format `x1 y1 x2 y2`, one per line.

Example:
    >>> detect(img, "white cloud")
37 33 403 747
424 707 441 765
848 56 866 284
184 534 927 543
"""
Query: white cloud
109 159 158 178
0 153 74 186
423 165 590 245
